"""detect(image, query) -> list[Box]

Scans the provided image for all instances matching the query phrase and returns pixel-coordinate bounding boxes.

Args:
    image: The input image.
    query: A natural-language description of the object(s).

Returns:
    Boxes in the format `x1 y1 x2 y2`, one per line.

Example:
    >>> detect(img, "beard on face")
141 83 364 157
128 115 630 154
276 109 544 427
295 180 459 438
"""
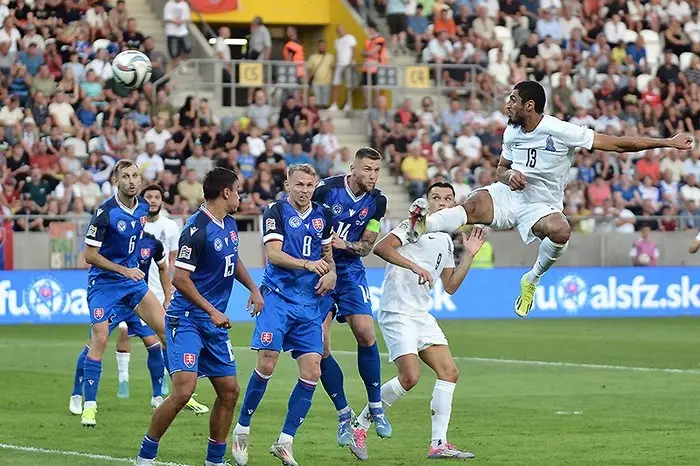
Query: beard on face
148 204 162 217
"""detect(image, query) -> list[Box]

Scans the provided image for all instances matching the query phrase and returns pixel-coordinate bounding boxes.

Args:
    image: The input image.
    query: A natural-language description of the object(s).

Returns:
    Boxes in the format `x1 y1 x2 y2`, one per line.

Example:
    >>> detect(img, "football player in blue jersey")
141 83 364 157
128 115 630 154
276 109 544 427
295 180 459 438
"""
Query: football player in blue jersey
69 231 169 416
136 167 264 466
311 147 389 459
232 164 336 466
80 160 168 427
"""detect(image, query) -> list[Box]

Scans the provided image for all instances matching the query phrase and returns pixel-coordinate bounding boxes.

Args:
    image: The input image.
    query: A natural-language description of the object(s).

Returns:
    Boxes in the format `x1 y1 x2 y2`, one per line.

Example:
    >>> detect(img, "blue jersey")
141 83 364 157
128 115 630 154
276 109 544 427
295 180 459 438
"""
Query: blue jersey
169 206 240 319
84 195 150 284
312 175 387 275
136 232 167 284
261 200 333 306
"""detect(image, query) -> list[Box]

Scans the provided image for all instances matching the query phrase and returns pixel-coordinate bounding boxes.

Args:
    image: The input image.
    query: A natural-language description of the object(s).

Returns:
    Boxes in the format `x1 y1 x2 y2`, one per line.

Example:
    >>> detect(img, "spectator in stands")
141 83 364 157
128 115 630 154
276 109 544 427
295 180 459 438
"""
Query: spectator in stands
278 95 302 135
455 125 482 168
551 75 574 118
283 26 305 97
386 0 408 53
0 41 15 75
21 166 51 208
247 125 265 157
441 98 465 137
657 51 682 85
246 89 272 129
76 170 102 212
136 142 164 182
312 120 340 159
401 143 429 198
361 24 387 107
636 150 661 183
406 3 429 54
0 16 22 53
18 42 42 76
285 142 313 166
13 193 43 232
178 169 203 210
630 226 659 266
163 0 192 70
334 147 353 175
144 118 172 152
684 150 700 178
681 173 700 204
329 25 356 112
433 4 457 41
536 9 563 43
49 90 79 136
307 40 334 108
538 35 563 73
472 5 499 49
559 6 583 41
251 169 280 210
185 144 213 182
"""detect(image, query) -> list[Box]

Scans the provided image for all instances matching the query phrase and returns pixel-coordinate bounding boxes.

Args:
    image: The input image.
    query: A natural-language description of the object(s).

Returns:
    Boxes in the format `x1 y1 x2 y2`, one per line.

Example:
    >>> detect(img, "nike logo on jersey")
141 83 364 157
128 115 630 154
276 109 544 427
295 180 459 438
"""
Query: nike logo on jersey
190 227 198 236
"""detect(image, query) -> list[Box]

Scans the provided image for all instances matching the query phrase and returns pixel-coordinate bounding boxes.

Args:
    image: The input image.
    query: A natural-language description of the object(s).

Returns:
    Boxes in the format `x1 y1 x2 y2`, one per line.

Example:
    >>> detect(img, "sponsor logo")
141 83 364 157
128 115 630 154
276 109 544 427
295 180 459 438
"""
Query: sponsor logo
331 203 343 215
183 353 196 368
265 218 276 232
214 238 223 251
22 278 71 321
87 225 97 238
93 307 104 320
289 216 302 228
141 248 151 259
117 220 127 232
178 246 192 259
312 218 324 232
261 331 273 345
359 207 369 219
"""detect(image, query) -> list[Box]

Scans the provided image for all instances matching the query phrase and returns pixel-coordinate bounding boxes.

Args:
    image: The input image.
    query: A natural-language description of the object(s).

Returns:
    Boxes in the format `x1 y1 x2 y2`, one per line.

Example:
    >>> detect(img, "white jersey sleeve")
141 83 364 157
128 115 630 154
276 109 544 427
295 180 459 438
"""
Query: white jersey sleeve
443 236 456 269
165 218 180 253
389 220 411 246
501 125 514 161
552 119 595 151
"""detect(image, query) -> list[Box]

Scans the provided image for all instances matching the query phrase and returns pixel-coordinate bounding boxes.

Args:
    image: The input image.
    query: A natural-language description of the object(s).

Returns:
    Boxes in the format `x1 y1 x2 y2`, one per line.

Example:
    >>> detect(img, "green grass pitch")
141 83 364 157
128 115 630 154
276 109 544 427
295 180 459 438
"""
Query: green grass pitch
1 318 700 465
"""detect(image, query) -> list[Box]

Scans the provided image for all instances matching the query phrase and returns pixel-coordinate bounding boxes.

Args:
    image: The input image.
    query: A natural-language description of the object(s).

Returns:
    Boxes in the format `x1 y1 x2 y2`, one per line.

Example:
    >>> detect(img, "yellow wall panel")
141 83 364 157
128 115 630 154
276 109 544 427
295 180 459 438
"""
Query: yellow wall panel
195 0 331 25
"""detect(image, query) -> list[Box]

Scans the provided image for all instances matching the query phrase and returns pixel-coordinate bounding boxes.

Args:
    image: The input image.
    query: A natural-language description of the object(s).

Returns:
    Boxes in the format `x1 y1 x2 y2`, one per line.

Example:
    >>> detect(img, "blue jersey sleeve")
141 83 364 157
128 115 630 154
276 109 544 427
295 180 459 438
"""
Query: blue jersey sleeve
84 207 110 248
153 237 167 266
174 224 206 272
312 179 331 205
371 192 388 222
262 202 285 244
322 207 334 245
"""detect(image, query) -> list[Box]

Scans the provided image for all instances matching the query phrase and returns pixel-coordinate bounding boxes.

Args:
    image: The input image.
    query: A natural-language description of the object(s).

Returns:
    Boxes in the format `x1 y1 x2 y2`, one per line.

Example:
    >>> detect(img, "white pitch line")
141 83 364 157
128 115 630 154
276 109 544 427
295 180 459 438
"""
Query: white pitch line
0 443 195 466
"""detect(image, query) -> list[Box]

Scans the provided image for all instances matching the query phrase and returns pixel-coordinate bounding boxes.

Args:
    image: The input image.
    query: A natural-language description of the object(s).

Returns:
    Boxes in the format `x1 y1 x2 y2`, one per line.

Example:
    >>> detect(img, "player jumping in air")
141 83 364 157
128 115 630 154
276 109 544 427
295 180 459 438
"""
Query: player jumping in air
310 147 390 460
232 164 336 466
80 160 168 427
135 167 264 466
70 231 169 416
408 80 693 317
357 182 484 460
115 184 209 414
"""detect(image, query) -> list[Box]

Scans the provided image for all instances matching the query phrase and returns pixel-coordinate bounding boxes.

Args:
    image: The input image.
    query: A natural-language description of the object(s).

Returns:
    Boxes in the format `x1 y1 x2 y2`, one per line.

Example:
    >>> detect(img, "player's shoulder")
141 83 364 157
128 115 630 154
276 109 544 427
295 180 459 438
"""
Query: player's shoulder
502 124 518 142
264 200 285 217
95 196 117 214
182 211 209 238
543 114 577 134
317 175 345 191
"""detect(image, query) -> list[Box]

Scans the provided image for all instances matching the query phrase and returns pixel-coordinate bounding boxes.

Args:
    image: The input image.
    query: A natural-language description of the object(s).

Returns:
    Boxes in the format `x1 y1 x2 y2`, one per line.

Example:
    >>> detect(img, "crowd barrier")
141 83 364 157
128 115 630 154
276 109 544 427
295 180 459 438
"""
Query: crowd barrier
1 267 698 325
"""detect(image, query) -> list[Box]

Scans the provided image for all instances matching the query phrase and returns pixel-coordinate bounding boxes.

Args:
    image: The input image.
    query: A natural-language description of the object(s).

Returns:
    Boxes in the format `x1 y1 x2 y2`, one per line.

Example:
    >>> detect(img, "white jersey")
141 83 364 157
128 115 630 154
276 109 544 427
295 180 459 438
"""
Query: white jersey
143 216 180 303
379 220 455 316
502 114 594 208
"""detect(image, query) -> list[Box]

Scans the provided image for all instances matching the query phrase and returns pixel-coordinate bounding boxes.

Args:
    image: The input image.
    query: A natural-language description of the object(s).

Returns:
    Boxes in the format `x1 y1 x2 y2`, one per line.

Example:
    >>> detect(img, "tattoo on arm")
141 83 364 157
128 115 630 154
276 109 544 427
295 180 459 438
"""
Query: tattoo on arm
322 242 336 271
344 230 379 257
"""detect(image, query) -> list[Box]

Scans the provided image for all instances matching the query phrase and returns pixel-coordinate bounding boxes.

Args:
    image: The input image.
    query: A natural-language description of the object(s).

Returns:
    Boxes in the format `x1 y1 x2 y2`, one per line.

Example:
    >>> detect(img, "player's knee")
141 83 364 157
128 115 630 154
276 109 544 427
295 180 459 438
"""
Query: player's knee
398 371 420 390
353 324 376 346
300 363 322 383
549 221 571 245
439 363 459 383
218 381 240 407
90 332 109 354
256 352 279 377
172 384 196 407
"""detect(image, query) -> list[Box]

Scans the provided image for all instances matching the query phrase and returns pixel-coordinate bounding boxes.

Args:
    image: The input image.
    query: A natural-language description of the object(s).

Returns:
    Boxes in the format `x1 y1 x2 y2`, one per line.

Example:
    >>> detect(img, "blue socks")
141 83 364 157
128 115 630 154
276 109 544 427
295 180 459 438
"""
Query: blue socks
237 369 271 427
72 345 89 396
137 434 159 460
320 354 349 412
358 343 382 403
282 378 317 437
82 356 102 402
146 343 165 397
206 438 227 464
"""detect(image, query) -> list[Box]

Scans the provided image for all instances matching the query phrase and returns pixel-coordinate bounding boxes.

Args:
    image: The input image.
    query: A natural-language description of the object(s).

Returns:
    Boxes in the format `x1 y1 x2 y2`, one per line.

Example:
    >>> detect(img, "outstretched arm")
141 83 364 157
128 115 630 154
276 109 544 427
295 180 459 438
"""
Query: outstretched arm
374 228 433 286
440 228 486 295
593 132 693 153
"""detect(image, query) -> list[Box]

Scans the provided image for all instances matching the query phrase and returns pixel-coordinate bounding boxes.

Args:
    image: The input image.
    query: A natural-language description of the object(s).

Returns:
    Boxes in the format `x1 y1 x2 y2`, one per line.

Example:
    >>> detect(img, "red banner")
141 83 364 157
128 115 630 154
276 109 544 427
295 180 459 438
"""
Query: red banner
189 0 238 14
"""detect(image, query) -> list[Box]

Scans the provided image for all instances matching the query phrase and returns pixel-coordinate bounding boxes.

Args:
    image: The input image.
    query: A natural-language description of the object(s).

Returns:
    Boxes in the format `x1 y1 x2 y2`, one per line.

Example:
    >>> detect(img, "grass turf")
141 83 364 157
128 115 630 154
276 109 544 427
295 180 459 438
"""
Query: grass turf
1 318 700 465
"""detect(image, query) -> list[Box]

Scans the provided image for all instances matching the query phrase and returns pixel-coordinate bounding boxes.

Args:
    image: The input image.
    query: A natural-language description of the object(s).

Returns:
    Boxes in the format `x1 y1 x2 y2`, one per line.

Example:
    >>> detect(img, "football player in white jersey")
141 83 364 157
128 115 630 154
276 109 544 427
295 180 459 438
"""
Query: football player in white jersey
408 80 693 317
353 182 485 460
115 184 210 414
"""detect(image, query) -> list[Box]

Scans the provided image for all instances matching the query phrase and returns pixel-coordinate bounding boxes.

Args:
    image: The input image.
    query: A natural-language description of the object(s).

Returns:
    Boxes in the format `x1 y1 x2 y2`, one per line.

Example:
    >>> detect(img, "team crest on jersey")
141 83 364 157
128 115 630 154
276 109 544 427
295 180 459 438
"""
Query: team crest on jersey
261 332 273 345
141 248 151 259
359 207 369 219
117 220 127 232
183 353 196 368
331 203 343 215
214 238 223 251
93 308 104 320
289 216 302 228
545 135 556 151
230 230 238 244
312 218 324 232
178 246 192 259
140 216 147 226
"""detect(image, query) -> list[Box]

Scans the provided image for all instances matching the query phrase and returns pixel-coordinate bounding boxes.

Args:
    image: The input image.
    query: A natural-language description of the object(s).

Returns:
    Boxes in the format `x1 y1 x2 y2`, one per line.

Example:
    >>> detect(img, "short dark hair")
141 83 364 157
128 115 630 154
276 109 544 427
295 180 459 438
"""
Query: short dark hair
140 183 164 197
110 159 137 181
426 181 455 197
354 147 381 161
514 80 546 113
203 167 238 201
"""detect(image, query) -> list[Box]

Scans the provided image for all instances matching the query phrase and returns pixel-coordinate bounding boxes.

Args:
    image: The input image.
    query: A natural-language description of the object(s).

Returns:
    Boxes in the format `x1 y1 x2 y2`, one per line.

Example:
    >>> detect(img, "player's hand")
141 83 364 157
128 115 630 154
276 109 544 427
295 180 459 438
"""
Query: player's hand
669 133 694 150
247 288 264 317
410 263 433 287
315 271 337 295
304 259 330 276
331 233 348 250
120 267 145 281
507 170 527 191
462 227 486 257
210 310 232 329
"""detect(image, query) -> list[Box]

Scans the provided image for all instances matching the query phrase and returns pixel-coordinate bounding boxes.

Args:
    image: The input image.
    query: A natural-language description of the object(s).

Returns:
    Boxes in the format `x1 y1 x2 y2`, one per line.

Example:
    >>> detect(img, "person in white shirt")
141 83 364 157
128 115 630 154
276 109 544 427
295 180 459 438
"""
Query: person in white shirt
681 174 700 204
0 95 24 127
407 80 693 318
354 182 484 461
144 118 172 152
311 120 339 157
86 48 113 82
558 6 583 40
136 142 165 182
424 31 454 63
603 15 627 46
569 106 596 128
0 17 22 53
455 125 482 166
163 0 192 68
330 25 357 111
668 0 691 22
683 151 700 178
684 13 700 45
537 35 562 72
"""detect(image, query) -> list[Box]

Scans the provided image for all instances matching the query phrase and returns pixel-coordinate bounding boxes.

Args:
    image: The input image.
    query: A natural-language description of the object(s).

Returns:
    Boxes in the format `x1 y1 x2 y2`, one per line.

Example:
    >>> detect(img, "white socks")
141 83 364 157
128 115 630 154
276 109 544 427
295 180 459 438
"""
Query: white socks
278 432 294 444
234 423 250 435
116 351 131 383
525 238 569 284
426 206 468 233
357 377 408 430
431 379 456 446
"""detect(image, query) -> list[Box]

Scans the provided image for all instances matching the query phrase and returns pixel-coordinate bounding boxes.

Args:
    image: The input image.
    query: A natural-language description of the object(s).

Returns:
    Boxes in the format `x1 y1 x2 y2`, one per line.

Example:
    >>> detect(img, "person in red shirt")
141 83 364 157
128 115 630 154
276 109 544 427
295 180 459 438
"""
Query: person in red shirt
29 140 60 187
635 150 661 183
587 176 613 208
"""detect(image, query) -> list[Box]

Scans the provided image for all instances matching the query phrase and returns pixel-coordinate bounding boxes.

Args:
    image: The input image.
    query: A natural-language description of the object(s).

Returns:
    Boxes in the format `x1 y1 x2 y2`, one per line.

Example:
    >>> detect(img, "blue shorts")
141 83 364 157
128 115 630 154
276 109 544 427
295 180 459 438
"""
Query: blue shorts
87 279 149 325
108 303 156 339
251 288 323 358
165 315 236 378
320 271 373 323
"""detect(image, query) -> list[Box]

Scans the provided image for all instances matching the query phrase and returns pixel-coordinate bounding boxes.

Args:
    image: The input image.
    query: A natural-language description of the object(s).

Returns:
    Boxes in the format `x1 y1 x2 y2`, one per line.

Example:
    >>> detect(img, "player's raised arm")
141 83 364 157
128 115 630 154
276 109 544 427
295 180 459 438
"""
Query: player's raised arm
316 207 337 295
440 227 486 295
689 231 700 254
592 132 693 153
374 220 434 286
234 257 264 316
84 208 144 281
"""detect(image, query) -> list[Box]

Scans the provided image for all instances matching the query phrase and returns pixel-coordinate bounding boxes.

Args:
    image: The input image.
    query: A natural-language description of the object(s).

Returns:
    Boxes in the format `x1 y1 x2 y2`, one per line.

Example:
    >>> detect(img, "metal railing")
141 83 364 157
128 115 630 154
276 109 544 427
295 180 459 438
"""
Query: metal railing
153 59 504 110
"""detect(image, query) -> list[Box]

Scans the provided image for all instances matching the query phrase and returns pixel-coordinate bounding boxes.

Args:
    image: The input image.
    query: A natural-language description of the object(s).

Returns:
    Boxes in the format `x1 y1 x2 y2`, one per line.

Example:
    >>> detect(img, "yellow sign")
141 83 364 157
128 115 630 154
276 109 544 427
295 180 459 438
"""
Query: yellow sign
405 66 430 88
195 0 331 25
239 62 263 86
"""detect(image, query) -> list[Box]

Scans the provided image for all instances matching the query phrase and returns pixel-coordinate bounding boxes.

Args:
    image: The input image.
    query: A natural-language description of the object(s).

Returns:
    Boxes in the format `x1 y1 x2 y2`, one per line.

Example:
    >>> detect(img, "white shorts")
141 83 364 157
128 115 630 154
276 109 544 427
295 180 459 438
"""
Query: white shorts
479 183 559 244
378 310 448 362
333 64 350 86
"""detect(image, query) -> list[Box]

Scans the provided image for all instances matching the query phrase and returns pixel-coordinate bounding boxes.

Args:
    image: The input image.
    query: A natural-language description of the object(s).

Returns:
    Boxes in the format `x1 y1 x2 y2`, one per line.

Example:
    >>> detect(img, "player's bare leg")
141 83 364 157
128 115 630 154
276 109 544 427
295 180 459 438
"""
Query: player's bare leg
116 323 131 398
134 291 167 345
81 321 110 427
515 213 571 317
420 346 474 459
207 376 240 466
320 311 354 447
408 190 494 243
